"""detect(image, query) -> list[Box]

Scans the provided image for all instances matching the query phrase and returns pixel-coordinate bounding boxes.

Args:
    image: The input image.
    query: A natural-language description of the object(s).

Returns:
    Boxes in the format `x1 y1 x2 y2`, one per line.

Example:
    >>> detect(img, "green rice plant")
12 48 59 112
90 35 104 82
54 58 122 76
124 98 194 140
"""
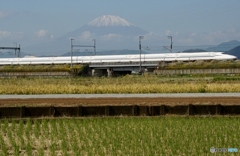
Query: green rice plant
25 119 32 141
0 131 7 156
37 147 44 156
13 144 20 156
26 142 32 156
33 119 40 138
1 144 8 156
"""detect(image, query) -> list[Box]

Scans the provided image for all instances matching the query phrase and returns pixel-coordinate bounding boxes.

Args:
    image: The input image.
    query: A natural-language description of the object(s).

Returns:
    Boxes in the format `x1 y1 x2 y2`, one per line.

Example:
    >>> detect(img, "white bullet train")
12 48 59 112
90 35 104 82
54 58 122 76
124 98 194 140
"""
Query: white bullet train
0 52 237 65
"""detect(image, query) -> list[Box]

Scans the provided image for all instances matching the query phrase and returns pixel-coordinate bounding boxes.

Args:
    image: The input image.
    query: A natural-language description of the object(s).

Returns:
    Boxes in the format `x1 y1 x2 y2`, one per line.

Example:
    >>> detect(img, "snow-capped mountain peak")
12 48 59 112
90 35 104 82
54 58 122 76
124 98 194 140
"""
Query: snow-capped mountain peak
88 15 133 27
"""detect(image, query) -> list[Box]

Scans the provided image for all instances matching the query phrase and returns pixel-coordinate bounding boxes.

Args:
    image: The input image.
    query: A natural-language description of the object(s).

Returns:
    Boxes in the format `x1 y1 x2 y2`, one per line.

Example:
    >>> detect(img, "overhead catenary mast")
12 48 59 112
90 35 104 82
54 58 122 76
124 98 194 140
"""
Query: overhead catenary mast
163 36 173 53
168 36 172 53
139 36 144 73
70 39 96 68
0 44 21 58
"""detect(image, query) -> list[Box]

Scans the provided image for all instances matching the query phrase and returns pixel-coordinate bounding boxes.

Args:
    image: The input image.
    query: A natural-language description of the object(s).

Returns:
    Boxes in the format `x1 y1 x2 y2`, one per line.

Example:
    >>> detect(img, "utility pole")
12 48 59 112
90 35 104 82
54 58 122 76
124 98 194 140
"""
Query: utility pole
93 39 96 55
12 42 17 57
139 36 144 73
70 38 74 68
168 36 172 53
163 36 173 53
18 44 20 57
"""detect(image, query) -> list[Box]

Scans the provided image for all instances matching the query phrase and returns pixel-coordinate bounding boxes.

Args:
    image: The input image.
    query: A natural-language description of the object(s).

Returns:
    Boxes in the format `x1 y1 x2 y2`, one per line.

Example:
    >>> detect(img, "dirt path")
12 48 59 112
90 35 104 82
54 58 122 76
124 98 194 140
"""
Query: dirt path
0 97 240 107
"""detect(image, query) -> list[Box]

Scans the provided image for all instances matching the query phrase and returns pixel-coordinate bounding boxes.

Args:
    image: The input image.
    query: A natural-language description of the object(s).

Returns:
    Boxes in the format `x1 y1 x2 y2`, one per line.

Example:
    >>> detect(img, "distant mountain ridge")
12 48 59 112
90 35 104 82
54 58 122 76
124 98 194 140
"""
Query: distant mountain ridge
61 49 149 56
228 46 240 58
182 49 207 52
206 40 240 52
0 51 29 58
64 25 147 37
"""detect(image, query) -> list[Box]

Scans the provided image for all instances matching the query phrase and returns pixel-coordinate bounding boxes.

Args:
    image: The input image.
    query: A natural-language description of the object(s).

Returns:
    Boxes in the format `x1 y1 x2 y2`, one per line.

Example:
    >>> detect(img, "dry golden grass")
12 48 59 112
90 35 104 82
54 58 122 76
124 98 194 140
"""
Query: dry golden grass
162 60 240 69
0 76 240 94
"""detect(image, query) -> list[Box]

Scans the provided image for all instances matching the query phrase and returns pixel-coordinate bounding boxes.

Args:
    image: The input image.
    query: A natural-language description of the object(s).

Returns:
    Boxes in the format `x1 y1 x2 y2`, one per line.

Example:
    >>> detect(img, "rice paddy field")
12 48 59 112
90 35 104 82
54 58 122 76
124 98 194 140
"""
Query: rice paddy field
1 74 240 94
0 71 240 155
0 116 239 155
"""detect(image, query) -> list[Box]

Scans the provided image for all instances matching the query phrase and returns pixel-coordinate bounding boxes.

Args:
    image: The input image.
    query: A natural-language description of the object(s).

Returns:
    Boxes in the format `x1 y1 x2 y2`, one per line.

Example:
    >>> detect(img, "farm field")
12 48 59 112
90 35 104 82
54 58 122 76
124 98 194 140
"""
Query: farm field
1 74 239 155
0 117 239 155
1 75 240 94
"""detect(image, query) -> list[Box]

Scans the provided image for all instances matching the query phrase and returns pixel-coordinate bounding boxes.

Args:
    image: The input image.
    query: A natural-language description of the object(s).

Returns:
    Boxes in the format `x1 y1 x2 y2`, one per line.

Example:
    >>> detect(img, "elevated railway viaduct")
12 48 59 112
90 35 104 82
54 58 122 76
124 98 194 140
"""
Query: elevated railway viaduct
89 61 158 76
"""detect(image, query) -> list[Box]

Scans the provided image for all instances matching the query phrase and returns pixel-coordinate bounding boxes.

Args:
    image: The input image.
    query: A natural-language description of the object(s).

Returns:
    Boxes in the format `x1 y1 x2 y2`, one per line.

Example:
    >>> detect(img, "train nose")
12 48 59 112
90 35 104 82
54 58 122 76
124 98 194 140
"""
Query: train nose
230 55 237 60
223 53 237 60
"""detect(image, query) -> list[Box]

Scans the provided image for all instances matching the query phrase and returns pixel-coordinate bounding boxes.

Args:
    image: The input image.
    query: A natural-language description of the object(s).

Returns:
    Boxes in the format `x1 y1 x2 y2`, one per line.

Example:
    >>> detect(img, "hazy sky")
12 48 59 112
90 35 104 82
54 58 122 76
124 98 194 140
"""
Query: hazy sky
1 0 240 54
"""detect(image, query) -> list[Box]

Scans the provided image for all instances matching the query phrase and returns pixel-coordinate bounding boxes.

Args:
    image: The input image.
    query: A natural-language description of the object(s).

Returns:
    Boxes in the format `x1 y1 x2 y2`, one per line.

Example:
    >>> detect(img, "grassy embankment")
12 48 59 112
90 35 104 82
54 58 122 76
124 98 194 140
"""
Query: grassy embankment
0 117 239 155
159 60 240 69
0 64 88 75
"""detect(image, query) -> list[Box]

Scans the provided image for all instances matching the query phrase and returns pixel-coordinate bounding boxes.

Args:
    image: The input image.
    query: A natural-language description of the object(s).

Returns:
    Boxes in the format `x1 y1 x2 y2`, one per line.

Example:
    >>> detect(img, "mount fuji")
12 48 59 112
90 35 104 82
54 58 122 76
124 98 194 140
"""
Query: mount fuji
60 15 148 38
24 15 148 56
88 15 134 27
